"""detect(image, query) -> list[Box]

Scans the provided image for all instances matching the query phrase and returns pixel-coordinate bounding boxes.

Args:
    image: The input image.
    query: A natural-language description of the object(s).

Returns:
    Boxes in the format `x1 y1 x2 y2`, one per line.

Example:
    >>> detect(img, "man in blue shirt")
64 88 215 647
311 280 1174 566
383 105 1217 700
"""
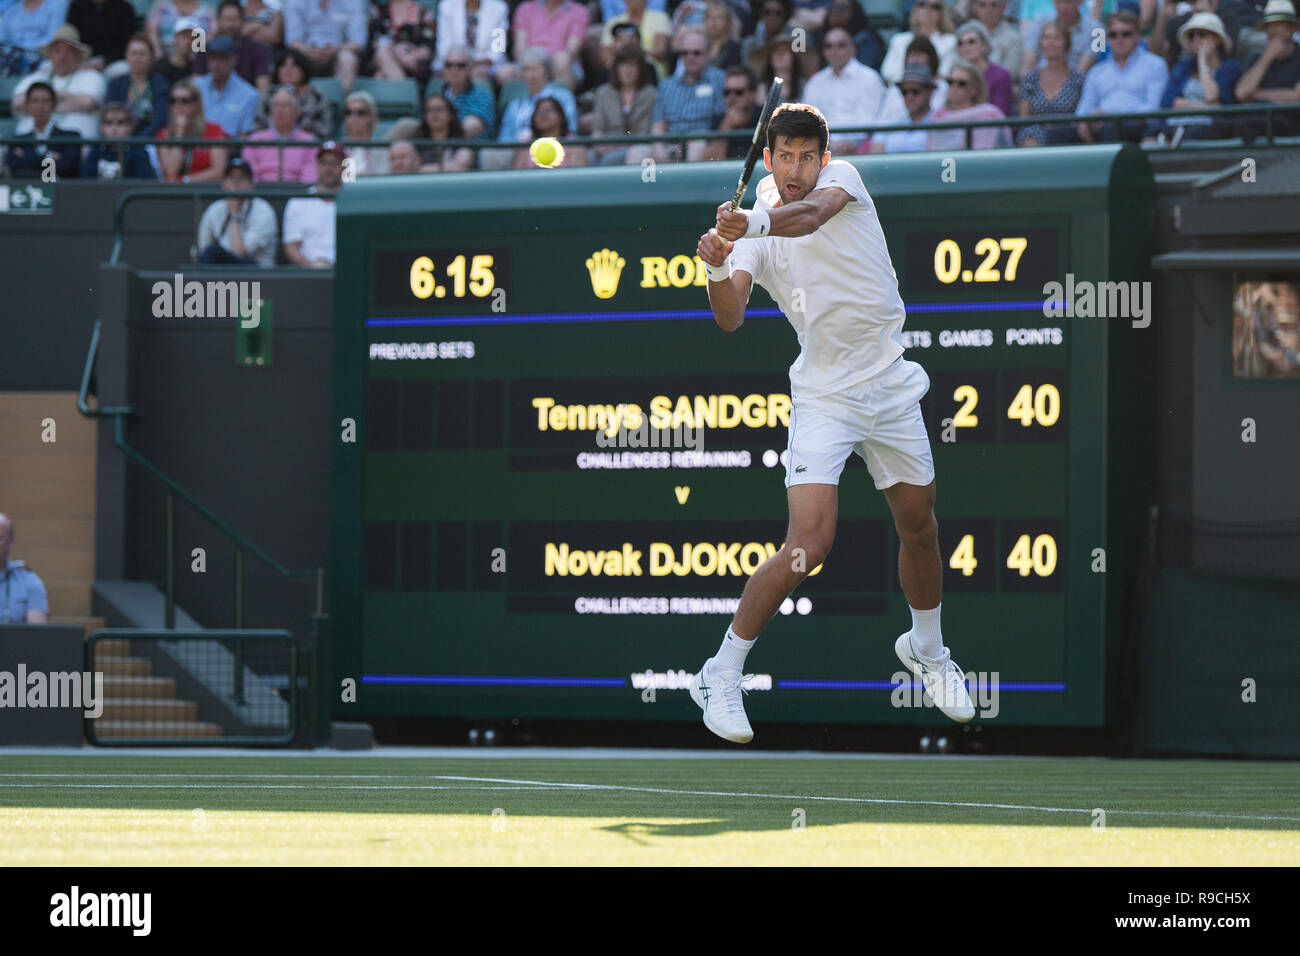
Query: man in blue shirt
441 44 497 138
0 0 68 76
651 29 725 162
194 35 259 136
489 47 577 161
0 514 48 624
1076 9 1170 140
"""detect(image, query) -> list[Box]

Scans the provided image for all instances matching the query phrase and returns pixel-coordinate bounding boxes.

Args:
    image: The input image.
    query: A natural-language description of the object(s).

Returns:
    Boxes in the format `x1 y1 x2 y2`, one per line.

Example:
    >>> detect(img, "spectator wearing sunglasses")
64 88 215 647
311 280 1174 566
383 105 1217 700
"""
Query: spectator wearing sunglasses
82 101 158 178
869 62 936 152
955 19 1014 113
438 44 497 138
705 63 761 159
1158 11 1241 139
1075 9 1169 141
965 0 1023 80
926 59 1011 148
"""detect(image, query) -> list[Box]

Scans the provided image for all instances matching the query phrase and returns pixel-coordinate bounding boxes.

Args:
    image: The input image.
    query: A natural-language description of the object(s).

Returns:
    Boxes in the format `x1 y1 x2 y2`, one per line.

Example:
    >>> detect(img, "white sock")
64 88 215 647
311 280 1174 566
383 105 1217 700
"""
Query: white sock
714 626 754 672
908 604 944 659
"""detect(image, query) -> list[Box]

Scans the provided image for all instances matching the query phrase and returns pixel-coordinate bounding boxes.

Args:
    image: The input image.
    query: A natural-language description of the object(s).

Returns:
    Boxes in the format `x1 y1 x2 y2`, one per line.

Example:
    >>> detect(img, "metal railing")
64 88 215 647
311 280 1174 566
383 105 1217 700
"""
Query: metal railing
5 100 1298 169
85 628 298 746
108 185 315 265
77 319 326 637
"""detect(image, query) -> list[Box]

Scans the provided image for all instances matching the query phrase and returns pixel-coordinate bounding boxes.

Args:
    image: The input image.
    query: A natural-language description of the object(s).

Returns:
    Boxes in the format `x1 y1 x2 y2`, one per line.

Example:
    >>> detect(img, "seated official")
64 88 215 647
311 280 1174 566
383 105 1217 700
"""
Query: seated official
0 514 48 624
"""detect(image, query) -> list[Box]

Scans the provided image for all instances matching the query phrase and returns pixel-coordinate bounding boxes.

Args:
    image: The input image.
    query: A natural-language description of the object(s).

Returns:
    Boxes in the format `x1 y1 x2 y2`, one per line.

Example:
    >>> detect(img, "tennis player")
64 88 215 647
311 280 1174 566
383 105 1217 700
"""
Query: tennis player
691 103 974 743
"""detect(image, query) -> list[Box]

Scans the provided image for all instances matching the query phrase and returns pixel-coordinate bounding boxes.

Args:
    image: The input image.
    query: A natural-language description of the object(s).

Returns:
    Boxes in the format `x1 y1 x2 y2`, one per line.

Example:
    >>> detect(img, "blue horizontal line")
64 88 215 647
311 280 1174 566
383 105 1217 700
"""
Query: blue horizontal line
779 679 1067 692
361 674 1066 692
365 300 1050 328
361 674 626 687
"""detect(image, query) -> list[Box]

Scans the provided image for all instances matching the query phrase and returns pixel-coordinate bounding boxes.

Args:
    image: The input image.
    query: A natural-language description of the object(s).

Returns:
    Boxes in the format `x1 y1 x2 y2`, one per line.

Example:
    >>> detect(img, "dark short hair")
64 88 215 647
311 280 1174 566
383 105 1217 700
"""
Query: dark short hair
100 100 131 121
766 101 828 155
275 47 312 82
530 95 569 138
217 0 243 16
758 0 793 19
25 81 56 103
725 63 758 89
612 44 654 89
905 35 940 76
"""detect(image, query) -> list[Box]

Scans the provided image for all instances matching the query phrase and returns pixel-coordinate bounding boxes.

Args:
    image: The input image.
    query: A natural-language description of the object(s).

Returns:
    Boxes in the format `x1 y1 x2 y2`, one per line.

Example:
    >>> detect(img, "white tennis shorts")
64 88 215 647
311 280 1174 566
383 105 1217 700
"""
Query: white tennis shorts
785 357 935 490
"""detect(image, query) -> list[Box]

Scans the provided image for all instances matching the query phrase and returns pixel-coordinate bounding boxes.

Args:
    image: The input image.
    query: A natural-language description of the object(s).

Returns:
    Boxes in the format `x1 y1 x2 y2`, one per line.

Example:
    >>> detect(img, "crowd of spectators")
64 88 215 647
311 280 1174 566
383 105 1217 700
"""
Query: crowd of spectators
1 0 1297 190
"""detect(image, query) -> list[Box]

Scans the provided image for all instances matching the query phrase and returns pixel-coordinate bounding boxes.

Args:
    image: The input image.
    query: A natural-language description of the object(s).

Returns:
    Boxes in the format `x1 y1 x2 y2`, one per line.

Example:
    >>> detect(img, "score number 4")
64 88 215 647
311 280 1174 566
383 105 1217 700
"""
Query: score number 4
951 383 1061 428
949 533 1058 577
410 254 496 300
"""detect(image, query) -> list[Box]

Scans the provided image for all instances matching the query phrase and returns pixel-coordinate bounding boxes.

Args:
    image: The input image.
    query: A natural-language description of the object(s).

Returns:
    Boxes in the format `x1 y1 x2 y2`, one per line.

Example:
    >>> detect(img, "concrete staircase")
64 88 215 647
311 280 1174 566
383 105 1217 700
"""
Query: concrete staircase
92 635 223 740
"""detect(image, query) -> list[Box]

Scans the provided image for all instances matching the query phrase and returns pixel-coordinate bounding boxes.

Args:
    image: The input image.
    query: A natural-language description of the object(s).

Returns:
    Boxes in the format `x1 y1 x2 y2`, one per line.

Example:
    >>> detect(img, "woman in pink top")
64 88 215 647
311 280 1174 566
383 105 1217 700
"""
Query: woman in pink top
954 19 1013 116
926 61 1010 150
512 0 589 88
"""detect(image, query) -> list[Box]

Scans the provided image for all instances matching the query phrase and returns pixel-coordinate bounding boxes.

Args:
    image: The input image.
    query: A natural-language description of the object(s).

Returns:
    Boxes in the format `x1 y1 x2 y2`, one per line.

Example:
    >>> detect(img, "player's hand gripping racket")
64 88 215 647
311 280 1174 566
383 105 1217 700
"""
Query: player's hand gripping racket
729 77 783 211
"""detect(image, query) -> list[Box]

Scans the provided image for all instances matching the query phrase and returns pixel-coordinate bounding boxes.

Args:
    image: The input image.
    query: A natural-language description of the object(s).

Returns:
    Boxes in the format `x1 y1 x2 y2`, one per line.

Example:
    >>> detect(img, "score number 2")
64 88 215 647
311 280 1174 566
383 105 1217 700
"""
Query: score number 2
410 254 496 300
934 237 1027 284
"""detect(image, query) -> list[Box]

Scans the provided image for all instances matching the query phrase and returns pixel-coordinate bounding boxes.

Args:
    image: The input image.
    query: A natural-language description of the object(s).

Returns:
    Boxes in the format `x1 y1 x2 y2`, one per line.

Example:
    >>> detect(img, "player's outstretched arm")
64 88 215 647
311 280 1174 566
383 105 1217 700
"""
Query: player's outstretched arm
698 227 751 333
715 187 853 241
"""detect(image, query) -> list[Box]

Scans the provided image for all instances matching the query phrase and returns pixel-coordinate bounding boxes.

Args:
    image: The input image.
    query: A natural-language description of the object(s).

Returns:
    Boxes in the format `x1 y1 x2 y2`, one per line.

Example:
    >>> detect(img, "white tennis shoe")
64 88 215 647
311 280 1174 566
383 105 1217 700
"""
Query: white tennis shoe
689 658 754 744
894 632 975 723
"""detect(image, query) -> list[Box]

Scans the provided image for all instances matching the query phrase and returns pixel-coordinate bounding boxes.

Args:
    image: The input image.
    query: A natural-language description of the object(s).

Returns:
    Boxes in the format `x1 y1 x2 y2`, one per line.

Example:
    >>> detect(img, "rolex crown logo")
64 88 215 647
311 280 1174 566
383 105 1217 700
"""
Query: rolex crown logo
585 248 626 300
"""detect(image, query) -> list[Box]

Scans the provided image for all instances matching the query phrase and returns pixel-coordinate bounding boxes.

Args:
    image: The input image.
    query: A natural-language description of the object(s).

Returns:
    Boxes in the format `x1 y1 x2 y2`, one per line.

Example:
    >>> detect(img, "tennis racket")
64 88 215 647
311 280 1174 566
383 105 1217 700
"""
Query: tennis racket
729 77 783 211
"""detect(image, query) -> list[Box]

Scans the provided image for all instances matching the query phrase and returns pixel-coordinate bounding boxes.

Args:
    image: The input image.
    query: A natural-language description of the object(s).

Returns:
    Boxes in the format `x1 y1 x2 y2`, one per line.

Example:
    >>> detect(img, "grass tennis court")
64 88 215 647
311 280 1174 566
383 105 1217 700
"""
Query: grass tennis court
1 752 1297 865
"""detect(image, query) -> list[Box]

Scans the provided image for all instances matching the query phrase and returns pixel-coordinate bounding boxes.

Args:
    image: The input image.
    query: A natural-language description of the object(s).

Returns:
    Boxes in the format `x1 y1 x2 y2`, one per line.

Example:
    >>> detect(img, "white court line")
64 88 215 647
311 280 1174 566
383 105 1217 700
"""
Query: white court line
2 773 1296 825
434 774 1300 825
0 784 573 791
0 773 485 779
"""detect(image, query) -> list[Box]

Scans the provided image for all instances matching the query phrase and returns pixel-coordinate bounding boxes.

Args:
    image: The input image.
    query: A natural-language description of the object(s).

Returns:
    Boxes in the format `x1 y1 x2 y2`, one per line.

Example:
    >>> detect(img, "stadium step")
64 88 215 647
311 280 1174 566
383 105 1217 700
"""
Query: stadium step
100 698 199 722
90 637 131 656
95 720 223 739
102 675 175 698
92 655 151 676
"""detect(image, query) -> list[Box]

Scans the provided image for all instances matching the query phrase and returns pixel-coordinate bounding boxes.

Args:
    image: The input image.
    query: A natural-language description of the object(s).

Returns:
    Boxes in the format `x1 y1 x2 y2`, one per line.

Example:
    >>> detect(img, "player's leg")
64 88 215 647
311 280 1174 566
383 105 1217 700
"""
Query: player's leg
882 478 941 620
862 358 974 721
690 397 854 743
731 482 838 640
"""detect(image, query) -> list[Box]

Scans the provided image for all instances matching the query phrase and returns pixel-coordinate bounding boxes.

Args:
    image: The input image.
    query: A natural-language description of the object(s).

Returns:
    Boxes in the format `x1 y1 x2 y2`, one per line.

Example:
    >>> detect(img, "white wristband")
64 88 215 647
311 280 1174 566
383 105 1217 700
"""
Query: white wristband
706 259 731 282
743 207 771 238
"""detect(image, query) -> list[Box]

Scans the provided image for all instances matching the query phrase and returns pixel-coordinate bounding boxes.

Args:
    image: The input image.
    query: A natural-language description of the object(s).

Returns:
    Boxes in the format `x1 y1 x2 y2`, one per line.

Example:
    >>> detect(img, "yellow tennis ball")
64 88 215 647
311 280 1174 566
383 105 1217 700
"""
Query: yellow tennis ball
529 137 565 168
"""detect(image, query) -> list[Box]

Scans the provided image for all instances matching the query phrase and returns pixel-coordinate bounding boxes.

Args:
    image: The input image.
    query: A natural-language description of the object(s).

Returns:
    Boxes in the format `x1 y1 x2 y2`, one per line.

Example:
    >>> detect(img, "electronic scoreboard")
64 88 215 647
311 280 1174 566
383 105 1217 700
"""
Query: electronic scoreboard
332 144 1155 727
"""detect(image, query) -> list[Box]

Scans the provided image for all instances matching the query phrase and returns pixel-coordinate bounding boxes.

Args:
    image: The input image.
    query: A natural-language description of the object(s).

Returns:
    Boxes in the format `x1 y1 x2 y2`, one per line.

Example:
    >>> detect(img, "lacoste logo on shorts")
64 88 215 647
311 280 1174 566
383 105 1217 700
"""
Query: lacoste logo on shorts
795 465 806 473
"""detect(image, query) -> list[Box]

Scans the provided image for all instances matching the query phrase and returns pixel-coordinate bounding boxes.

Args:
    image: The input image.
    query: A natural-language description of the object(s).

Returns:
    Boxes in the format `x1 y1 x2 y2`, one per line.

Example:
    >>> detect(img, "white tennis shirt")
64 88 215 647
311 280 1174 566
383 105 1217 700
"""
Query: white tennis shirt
728 160 906 399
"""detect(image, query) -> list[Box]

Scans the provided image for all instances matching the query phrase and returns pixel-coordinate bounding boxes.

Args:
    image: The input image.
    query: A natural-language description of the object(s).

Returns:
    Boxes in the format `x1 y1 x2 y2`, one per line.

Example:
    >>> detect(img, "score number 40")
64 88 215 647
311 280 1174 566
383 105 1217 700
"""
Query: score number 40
950 534 1058 577
409 254 496 300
